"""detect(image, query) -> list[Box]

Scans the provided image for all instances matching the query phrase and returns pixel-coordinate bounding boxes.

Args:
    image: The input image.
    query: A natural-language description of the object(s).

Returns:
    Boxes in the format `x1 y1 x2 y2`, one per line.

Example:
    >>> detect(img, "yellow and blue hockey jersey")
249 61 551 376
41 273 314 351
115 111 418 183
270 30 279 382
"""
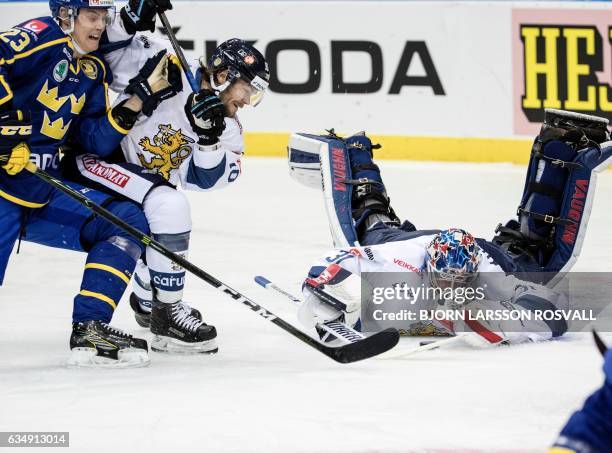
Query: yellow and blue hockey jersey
0 16 129 207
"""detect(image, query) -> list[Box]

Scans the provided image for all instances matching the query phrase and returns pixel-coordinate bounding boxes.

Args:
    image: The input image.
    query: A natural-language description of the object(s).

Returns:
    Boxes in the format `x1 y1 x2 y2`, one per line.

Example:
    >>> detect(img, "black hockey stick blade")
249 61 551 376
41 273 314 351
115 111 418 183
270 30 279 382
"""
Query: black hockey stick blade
255 275 398 360
592 329 608 357
322 328 400 364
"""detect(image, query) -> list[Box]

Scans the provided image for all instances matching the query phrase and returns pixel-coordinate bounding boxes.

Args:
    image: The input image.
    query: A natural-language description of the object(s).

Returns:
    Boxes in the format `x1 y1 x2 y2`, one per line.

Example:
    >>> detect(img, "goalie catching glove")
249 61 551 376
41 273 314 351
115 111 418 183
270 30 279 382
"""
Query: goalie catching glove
449 284 568 347
0 110 31 176
125 50 183 117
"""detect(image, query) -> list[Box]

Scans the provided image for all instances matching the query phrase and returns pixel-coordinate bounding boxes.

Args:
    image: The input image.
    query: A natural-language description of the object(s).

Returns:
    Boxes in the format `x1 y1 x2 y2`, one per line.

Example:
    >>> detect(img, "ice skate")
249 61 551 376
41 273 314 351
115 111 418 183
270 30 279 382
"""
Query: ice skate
68 320 150 368
130 293 202 328
150 301 218 354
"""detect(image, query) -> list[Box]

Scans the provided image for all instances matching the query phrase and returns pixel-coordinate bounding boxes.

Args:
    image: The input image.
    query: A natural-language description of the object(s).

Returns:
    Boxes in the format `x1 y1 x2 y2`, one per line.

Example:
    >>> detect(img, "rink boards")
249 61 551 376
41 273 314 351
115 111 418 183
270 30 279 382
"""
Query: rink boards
1 1 611 161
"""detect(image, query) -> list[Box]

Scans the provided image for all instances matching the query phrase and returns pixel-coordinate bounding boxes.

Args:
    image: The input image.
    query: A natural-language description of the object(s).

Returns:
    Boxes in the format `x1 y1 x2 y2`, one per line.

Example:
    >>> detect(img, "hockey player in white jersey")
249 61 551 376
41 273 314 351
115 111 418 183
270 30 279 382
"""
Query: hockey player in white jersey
288 109 612 347
62 1 269 354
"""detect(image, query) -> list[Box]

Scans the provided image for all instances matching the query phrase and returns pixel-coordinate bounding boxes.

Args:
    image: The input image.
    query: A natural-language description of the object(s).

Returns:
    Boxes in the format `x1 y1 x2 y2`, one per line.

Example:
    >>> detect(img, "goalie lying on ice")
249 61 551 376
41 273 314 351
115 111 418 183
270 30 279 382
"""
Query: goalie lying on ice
287 109 612 347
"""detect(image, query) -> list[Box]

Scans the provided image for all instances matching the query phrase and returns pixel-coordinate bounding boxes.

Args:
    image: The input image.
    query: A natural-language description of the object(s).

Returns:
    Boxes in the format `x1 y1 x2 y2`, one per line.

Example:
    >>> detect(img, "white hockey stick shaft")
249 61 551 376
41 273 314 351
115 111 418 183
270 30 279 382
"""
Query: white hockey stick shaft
254 276 365 345
377 334 469 360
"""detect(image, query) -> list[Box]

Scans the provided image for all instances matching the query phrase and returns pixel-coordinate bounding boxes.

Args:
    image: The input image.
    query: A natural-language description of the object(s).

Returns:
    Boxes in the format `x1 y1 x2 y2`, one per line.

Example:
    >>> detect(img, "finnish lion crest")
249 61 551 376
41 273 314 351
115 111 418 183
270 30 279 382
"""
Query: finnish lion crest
138 124 195 180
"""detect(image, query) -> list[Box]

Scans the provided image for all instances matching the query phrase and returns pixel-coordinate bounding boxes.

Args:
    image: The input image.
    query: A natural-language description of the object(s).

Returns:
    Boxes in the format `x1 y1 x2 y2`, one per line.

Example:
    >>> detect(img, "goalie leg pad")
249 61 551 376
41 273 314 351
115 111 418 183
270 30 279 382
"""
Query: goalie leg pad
288 133 326 189
287 132 358 246
319 135 360 247
547 141 612 274
291 131 401 247
518 139 576 242
499 142 612 274
494 109 611 273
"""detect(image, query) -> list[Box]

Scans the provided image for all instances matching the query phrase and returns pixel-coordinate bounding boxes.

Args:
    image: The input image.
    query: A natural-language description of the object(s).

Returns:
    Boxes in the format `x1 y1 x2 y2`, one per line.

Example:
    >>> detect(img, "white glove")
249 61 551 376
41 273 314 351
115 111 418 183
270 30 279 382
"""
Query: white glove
452 298 553 348
299 263 363 329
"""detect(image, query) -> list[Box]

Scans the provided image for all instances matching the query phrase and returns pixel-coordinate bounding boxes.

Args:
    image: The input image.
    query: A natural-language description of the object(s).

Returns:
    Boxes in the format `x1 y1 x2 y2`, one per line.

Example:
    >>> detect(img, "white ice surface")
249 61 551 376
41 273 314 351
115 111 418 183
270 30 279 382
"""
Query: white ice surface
1 158 611 453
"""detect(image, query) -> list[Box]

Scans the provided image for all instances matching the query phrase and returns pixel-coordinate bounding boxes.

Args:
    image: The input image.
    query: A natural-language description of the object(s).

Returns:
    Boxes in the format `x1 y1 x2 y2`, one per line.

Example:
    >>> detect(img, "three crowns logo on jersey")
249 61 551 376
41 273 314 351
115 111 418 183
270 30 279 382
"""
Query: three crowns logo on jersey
138 124 195 180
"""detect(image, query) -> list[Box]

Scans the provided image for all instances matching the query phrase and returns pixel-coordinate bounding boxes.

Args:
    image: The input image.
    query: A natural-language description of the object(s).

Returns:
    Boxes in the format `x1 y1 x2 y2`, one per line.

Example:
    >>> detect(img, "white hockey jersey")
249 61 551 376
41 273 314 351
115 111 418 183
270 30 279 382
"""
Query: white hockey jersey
307 233 502 277
104 23 243 192
305 233 567 344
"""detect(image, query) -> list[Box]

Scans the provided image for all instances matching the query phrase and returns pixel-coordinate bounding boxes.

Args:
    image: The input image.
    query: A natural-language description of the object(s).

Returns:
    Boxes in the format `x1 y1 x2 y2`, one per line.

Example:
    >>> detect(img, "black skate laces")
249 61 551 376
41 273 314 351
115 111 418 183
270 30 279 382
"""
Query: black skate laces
172 304 203 332
101 323 131 338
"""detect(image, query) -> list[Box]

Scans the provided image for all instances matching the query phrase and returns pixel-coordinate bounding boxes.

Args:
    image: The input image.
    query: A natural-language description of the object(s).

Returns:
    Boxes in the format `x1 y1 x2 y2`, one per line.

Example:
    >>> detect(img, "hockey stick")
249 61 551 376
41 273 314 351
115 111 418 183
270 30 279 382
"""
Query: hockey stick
377 334 469 360
254 274 467 359
19 161 399 363
254 276 366 344
157 11 199 92
593 329 608 356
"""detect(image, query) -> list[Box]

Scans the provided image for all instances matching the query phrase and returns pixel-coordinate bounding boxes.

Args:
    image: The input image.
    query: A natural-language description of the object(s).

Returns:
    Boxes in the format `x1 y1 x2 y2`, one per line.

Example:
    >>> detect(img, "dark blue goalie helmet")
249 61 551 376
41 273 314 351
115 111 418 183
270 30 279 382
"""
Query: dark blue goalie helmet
202 39 270 107
49 0 115 25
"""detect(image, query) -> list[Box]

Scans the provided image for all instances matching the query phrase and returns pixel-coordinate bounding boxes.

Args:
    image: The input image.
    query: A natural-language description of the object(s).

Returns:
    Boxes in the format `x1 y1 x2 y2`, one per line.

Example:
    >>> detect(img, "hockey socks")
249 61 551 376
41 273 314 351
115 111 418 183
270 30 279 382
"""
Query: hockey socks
147 231 190 303
73 238 139 324
133 259 154 310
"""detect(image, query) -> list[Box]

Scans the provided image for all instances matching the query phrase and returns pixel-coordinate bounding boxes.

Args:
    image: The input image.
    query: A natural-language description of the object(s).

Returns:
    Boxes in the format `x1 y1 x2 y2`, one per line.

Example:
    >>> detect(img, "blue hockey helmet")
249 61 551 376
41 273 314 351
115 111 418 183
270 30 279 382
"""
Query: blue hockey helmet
202 39 269 107
426 228 481 288
49 0 115 24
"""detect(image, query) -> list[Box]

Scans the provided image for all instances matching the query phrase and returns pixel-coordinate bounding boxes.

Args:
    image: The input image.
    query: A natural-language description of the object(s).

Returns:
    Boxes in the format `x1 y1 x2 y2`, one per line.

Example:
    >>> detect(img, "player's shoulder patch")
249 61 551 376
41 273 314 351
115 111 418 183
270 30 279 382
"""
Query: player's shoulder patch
0 17 66 62
20 19 49 35
15 16 63 42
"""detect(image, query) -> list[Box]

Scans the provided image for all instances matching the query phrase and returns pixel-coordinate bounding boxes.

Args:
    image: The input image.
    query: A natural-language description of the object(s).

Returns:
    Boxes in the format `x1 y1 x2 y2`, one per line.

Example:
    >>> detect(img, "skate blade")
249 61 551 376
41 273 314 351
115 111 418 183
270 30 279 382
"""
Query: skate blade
134 313 151 328
67 347 151 369
151 335 218 355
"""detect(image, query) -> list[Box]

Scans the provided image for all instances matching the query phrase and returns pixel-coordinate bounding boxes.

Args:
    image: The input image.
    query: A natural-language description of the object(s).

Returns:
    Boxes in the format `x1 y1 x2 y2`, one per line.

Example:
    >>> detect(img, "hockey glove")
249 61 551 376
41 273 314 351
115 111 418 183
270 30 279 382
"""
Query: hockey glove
120 0 173 34
453 294 560 348
184 89 226 146
109 99 140 131
125 50 183 117
301 263 362 329
0 110 32 176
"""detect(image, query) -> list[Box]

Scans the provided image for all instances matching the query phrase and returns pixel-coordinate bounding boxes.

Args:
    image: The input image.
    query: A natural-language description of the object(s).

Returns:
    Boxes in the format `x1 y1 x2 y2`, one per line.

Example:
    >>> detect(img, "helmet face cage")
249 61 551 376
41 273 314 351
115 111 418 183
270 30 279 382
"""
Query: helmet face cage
204 39 269 107
426 263 476 291
426 228 481 291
